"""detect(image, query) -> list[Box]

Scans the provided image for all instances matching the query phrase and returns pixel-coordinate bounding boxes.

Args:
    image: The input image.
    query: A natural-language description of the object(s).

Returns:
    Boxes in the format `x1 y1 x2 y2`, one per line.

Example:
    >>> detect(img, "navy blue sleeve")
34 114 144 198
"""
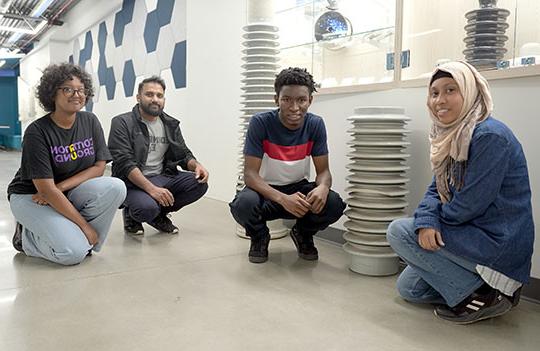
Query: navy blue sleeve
413 177 442 233
440 133 510 225
244 115 265 158
311 116 328 156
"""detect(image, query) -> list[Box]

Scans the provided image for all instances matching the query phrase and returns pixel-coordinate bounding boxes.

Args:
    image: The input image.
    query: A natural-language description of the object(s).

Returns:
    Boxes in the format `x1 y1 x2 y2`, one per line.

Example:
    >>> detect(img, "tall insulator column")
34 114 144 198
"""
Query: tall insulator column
236 22 288 239
342 107 410 276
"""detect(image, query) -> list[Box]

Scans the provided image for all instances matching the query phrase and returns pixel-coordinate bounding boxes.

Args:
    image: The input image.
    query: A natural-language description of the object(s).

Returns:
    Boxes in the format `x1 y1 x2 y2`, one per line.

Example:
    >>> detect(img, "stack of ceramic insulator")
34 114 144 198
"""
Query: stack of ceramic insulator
236 22 287 239
342 107 410 276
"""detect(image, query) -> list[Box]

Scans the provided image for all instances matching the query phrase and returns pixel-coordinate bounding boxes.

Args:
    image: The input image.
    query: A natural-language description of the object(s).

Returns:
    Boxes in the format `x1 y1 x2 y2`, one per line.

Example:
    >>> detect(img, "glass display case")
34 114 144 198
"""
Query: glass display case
274 0 540 91
275 0 396 89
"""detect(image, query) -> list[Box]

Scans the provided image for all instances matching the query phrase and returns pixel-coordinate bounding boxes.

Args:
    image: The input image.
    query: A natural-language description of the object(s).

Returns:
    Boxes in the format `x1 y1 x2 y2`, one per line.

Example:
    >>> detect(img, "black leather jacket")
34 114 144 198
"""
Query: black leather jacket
108 105 195 180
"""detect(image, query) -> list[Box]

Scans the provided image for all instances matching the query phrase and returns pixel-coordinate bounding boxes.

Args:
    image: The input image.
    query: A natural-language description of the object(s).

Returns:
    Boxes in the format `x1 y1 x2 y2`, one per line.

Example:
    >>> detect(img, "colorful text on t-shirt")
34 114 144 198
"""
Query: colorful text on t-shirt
50 138 95 164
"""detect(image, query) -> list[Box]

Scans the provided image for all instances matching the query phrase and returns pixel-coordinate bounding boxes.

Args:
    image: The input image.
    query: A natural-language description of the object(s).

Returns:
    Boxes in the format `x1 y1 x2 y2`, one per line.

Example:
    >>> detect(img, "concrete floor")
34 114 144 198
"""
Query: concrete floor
0 150 539 351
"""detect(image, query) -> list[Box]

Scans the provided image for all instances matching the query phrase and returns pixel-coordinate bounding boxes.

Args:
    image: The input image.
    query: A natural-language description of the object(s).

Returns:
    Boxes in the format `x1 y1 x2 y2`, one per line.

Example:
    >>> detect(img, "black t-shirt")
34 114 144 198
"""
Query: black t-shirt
7 111 111 197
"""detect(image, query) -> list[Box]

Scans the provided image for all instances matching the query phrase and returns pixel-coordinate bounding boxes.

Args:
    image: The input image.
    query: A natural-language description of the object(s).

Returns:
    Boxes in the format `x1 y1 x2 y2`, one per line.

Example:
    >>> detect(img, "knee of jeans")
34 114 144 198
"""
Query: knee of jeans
130 204 160 223
52 245 88 266
386 218 413 249
107 178 127 205
396 279 418 302
195 182 208 198
230 190 260 217
324 192 346 222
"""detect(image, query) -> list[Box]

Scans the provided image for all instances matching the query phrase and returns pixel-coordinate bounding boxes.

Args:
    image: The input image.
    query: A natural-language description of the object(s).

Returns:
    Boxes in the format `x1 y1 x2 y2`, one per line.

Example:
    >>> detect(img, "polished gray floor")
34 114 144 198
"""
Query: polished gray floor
0 150 539 351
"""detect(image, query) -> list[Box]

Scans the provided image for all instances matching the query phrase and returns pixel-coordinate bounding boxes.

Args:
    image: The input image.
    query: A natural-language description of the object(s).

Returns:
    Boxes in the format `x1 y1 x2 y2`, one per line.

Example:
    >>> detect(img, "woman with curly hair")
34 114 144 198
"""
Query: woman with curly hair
7 63 126 265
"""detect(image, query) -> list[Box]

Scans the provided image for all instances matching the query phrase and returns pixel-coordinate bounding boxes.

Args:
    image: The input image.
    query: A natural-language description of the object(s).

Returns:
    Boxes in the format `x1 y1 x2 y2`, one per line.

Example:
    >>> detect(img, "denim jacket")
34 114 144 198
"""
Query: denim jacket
108 105 195 181
413 116 535 283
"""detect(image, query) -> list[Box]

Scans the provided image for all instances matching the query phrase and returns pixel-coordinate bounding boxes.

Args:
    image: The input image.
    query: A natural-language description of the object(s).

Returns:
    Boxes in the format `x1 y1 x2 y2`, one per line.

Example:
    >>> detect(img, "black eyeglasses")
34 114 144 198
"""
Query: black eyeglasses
58 87 88 97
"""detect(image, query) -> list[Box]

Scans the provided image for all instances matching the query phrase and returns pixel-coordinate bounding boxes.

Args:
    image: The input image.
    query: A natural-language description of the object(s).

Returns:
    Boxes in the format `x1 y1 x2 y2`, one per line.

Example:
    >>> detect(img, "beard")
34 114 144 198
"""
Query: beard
140 102 163 116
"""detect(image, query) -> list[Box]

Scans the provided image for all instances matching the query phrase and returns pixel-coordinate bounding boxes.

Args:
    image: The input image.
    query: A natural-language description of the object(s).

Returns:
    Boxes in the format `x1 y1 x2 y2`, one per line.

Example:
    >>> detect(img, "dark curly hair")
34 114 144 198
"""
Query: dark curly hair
36 63 94 112
274 67 317 96
138 76 166 94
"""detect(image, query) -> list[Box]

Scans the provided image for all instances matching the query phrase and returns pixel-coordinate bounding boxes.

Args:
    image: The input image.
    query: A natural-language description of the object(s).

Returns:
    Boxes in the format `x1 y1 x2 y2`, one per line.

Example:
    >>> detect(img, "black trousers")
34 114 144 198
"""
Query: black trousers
229 179 346 239
124 172 208 223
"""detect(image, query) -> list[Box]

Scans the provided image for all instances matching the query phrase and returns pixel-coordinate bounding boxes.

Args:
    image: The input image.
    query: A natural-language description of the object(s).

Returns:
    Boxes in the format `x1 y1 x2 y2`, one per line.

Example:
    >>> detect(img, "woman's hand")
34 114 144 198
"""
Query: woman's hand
418 228 445 251
32 192 49 206
82 224 99 246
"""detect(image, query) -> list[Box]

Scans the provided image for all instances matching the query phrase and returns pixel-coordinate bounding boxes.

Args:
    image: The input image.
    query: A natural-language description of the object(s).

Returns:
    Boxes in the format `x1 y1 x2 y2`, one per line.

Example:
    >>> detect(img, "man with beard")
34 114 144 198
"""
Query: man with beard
108 76 208 235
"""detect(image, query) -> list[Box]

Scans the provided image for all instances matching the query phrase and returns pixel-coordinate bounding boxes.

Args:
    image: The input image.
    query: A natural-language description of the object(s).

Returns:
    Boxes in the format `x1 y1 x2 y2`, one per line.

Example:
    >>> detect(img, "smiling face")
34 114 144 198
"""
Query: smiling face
137 82 165 120
428 77 464 125
275 85 313 130
54 76 86 114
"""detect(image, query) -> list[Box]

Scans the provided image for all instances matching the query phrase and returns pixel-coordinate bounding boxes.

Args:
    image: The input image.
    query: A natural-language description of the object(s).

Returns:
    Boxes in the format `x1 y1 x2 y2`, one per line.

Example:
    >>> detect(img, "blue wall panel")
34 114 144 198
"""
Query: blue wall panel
0 77 21 149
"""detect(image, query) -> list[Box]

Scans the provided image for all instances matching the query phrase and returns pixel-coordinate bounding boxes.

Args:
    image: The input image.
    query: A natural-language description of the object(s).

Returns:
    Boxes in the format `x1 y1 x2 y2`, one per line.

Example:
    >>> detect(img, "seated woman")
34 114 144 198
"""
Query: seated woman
8 63 126 265
387 61 534 324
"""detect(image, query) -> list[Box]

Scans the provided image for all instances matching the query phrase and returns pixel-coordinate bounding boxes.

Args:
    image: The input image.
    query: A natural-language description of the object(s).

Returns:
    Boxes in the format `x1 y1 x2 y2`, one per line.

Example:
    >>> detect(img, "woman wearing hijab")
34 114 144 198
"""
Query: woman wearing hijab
386 61 534 324
7 63 126 265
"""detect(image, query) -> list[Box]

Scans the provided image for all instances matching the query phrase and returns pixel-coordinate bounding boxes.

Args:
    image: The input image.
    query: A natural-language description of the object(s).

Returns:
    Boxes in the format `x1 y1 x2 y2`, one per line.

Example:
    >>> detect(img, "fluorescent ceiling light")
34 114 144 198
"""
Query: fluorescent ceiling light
0 60 6 68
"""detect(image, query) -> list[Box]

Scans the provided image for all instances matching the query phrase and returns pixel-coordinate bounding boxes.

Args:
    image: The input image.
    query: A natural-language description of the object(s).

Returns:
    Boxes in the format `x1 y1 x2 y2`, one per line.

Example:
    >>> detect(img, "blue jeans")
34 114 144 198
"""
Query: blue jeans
386 218 484 307
9 177 126 266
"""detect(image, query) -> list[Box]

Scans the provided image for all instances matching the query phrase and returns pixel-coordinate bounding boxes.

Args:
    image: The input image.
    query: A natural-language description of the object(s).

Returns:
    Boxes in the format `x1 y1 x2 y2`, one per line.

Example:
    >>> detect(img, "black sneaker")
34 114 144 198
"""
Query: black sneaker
12 222 23 252
248 233 270 263
290 225 318 261
149 213 179 234
123 208 144 235
434 287 512 324
509 287 521 308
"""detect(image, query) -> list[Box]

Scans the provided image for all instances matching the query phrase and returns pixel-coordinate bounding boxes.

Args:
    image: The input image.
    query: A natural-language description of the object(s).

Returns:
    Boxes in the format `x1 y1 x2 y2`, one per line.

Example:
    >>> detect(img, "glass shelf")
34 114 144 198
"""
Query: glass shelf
273 0 540 91
275 0 396 89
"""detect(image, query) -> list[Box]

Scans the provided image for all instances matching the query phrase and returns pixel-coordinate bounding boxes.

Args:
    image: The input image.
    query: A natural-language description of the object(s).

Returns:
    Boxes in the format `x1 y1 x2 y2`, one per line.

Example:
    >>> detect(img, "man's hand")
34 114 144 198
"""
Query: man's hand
32 192 49 206
418 228 445 251
306 185 329 214
194 163 209 183
148 186 175 207
280 192 311 218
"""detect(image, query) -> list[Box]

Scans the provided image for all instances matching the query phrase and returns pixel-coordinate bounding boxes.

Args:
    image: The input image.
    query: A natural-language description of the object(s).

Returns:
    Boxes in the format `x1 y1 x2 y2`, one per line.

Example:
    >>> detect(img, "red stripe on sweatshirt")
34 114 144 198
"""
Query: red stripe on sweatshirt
263 140 313 161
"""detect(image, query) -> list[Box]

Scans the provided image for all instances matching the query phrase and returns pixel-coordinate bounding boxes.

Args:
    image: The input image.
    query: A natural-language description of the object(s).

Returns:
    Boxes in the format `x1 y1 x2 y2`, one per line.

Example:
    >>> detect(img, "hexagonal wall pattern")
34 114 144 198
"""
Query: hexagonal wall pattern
67 0 186 102
170 0 187 43
155 25 175 70
122 60 136 97
78 31 93 69
156 0 174 26
170 40 187 89
143 11 160 53
113 0 135 47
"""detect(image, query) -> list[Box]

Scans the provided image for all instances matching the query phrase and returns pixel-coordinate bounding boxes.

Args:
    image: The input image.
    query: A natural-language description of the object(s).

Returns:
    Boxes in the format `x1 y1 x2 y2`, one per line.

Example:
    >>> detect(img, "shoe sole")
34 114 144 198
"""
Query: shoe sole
249 256 268 263
434 299 512 325
125 229 144 235
299 253 319 260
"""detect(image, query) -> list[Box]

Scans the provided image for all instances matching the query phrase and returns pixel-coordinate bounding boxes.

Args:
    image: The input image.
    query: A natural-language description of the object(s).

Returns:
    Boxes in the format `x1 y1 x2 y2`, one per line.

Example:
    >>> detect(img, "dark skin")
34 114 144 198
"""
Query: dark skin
244 85 332 217
126 82 209 207
31 77 103 245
